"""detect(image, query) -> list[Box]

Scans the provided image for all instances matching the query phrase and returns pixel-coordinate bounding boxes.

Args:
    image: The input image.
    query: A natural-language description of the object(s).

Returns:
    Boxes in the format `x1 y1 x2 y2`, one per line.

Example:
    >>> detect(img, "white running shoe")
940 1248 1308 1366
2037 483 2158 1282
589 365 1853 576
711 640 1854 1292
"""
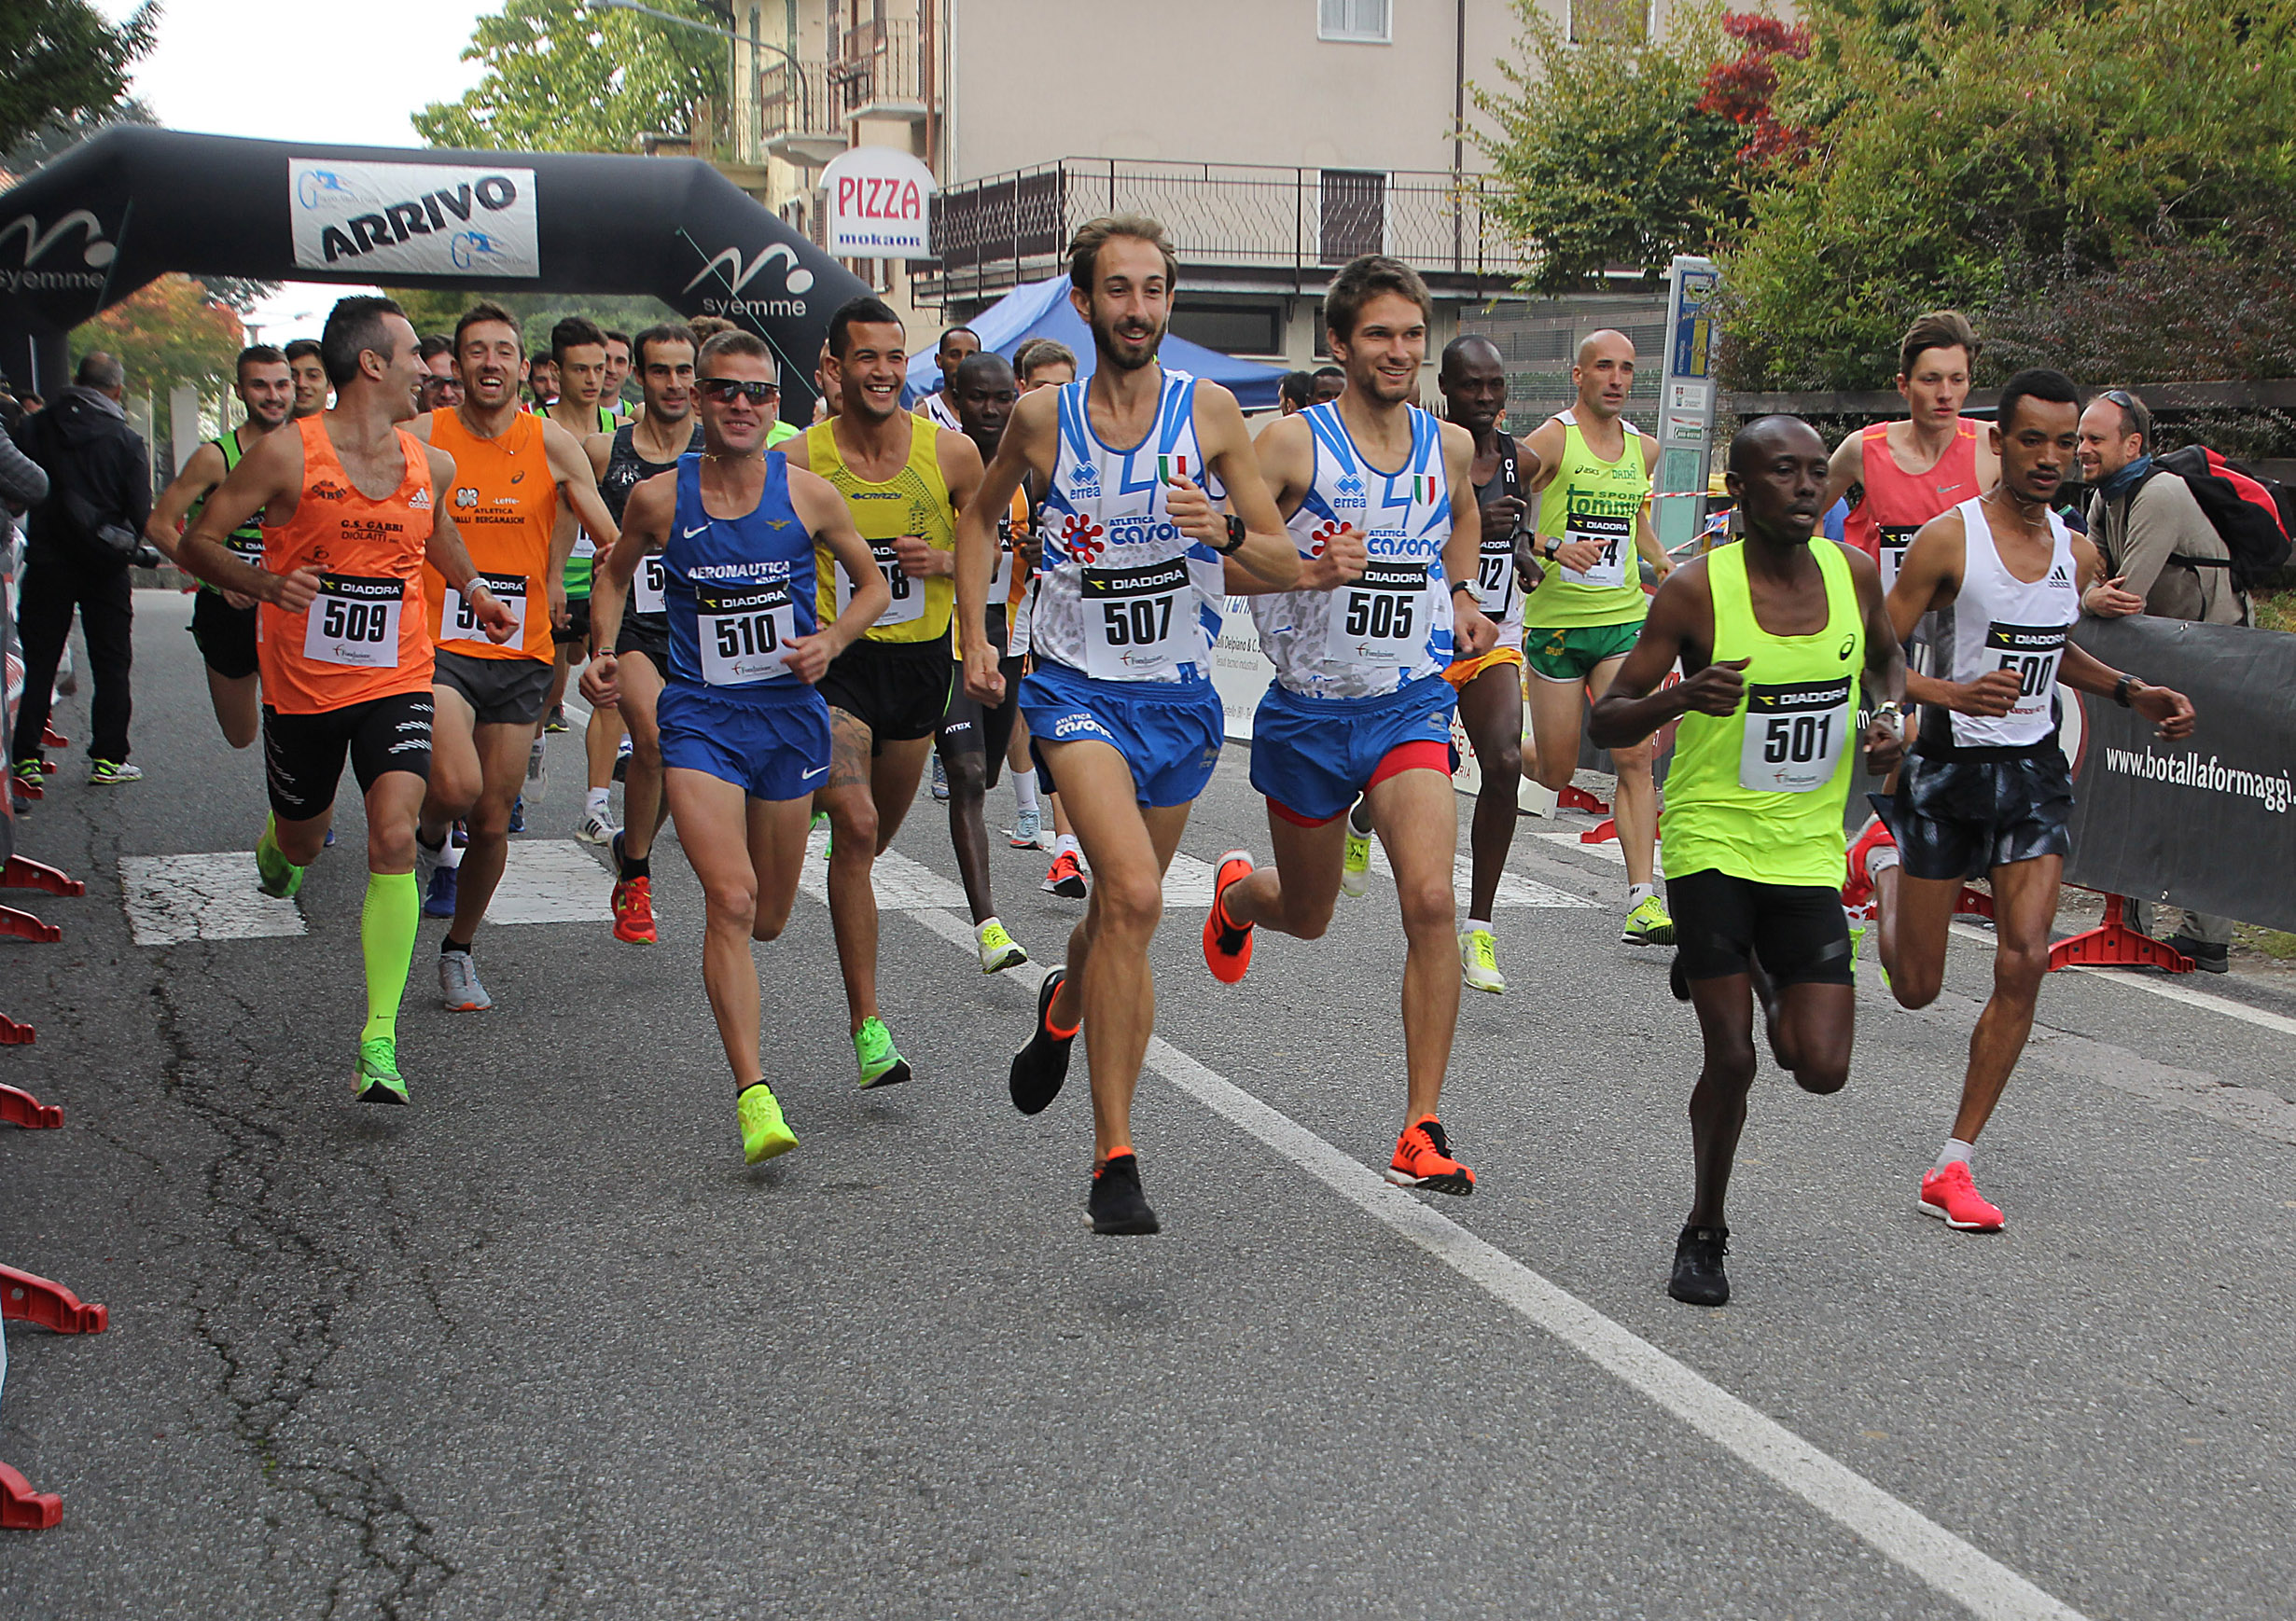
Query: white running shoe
574 808 619 845
1009 806 1043 849
438 949 494 1012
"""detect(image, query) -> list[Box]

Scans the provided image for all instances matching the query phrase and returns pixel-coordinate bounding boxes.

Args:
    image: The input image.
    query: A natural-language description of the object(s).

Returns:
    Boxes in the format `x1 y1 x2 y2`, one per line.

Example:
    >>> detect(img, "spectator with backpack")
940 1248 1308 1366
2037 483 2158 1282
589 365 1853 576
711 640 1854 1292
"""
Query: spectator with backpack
7 352 151 793
2077 386 2273 972
2078 389 2257 629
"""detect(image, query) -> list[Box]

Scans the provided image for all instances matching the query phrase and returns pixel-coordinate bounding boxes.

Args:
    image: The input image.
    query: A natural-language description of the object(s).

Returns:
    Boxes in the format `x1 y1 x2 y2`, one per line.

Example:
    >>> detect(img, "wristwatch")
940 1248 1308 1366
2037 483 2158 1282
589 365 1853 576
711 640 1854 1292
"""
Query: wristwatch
1216 512 1247 556
2113 673 2137 708
1872 700 1903 726
1541 535 1562 561
1451 578 1478 598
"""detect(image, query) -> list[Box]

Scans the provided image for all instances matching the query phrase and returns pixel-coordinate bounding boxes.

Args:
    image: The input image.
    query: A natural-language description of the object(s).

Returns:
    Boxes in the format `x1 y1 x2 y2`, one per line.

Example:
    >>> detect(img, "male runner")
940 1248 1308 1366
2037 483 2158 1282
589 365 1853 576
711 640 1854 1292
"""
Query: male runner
1828 312 2001 942
956 215 1299 1235
1311 367 1345 407
1858 369 2194 1232
1208 255 1496 1193
601 329 635 423
800 297 987 1085
916 325 981 430
1518 329 1676 944
581 323 705 943
583 331 889 1162
1589 416 1907 1307
931 348 1032 973
284 339 327 419
146 343 294 749
417 335 463 415
408 301 617 1010
526 352 558 411
176 296 514 1102
1422 333 1536 992
543 316 617 738
1012 340 1084 882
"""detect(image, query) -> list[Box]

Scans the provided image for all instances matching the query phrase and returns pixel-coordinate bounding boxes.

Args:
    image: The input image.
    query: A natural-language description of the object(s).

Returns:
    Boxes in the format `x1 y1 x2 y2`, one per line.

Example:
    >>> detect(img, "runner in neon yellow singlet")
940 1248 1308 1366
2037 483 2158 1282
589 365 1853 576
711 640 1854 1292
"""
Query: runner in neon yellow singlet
1589 416 1906 1309
1517 329 1676 944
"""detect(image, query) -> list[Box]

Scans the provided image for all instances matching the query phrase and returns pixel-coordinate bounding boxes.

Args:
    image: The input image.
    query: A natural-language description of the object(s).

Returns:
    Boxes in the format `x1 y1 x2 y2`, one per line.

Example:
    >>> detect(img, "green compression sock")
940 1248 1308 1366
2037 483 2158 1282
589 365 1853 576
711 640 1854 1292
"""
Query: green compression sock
360 870 420 1043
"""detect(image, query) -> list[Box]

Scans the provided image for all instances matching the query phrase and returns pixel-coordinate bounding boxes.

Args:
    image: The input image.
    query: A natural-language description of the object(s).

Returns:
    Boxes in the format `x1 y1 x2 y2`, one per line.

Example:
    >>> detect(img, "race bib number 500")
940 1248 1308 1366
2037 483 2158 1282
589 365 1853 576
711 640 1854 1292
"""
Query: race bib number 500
1739 677 1853 793
1082 556 1190 680
302 573 404 669
698 582 796 686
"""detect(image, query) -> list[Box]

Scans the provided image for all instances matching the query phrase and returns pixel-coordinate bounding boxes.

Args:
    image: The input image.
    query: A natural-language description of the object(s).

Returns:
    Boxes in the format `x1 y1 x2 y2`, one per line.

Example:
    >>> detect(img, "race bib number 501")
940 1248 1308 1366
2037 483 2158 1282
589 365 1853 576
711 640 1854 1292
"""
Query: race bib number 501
1739 677 1853 793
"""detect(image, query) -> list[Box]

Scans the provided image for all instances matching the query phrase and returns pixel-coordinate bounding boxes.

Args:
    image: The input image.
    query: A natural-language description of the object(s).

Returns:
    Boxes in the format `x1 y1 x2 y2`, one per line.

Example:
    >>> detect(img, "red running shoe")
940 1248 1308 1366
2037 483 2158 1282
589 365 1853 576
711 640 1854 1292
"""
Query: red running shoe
1842 816 1899 910
611 874 657 944
1203 851 1256 983
1041 849 1088 898
1919 1160 2004 1231
1385 1116 1476 1195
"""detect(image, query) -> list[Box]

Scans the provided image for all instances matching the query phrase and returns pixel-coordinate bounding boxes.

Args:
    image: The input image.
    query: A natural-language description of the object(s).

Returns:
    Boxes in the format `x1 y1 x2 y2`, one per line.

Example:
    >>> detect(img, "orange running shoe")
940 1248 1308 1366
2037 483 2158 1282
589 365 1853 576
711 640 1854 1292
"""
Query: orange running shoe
611 874 657 944
1918 1160 2004 1231
1041 848 1088 898
1842 815 1898 911
1385 1116 1476 1195
1203 851 1256 983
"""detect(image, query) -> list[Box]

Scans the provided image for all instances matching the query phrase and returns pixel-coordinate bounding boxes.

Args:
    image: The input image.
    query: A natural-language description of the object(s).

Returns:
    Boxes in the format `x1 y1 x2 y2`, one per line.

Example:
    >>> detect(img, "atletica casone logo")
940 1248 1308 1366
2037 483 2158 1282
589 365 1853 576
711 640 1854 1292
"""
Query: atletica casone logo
0 208 117 295
684 242 815 319
2102 743 2292 814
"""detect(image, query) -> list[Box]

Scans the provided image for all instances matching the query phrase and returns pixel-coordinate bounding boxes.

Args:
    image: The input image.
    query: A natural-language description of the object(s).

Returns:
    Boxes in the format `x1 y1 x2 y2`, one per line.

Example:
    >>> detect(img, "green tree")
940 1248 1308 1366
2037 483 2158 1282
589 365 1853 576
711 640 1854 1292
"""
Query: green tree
74 273 244 398
1718 0 2296 389
413 0 727 156
1472 3 1748 292
0 0 158 156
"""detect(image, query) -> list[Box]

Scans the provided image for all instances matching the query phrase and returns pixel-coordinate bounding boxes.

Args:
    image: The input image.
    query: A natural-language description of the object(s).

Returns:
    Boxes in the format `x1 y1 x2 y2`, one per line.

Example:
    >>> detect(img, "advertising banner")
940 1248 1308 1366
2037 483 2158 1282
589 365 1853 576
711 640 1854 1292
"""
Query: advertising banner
289 159 540 278
820 146 936 261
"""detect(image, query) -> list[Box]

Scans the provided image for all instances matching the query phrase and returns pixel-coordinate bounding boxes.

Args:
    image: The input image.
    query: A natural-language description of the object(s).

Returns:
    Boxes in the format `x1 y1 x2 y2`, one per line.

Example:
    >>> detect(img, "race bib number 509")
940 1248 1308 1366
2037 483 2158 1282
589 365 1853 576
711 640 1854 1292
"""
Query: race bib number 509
302 573 404 669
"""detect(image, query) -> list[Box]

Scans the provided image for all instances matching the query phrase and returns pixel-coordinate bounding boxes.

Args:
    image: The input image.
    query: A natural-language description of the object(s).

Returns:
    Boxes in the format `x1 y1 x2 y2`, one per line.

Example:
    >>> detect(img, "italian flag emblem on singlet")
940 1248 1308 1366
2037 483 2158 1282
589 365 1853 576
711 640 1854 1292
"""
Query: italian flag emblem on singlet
1410 474 1438 505
1157 453 1190 482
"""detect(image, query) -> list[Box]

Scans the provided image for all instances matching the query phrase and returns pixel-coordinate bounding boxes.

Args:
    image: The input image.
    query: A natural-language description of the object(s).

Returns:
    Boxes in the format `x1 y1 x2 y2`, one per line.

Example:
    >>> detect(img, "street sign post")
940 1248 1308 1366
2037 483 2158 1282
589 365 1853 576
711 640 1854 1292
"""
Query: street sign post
1655 255 1719 552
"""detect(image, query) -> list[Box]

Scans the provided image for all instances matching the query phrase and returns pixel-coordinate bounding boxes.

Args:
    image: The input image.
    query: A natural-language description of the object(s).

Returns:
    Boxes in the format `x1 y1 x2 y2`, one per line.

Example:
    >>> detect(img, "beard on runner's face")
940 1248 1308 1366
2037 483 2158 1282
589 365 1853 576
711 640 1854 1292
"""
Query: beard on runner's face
1090 303 1164 372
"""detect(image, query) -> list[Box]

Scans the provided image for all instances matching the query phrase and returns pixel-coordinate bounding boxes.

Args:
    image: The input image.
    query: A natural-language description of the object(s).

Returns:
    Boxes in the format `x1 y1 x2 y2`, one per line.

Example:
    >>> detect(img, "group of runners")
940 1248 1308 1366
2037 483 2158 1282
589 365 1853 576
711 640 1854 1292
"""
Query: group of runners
135 213 2198 1306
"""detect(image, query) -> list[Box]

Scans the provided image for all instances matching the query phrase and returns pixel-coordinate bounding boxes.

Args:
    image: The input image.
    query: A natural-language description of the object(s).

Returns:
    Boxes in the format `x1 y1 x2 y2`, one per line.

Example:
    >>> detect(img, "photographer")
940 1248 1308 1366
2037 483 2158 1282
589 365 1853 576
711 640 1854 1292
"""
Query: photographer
7 353 151 792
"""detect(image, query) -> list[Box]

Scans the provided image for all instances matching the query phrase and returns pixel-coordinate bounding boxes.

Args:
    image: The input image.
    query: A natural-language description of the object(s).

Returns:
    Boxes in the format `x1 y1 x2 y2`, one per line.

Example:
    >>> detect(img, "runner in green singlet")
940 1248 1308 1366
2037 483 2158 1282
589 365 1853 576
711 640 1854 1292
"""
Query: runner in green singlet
1518 329 1676 945
146 343 297 749
1589 416 1907 1308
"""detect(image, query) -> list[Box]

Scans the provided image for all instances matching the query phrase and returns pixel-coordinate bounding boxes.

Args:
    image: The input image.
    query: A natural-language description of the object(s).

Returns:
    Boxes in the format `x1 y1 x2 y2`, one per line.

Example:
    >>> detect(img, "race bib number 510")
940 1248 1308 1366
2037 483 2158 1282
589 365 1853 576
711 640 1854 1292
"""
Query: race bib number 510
698 582 796 686
302 573 404 669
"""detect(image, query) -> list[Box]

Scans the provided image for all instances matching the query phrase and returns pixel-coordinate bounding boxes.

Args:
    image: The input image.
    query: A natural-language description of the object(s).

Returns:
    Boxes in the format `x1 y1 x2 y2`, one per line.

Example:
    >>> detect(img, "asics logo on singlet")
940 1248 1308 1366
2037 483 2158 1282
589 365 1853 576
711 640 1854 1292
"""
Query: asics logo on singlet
1838 634 1856 660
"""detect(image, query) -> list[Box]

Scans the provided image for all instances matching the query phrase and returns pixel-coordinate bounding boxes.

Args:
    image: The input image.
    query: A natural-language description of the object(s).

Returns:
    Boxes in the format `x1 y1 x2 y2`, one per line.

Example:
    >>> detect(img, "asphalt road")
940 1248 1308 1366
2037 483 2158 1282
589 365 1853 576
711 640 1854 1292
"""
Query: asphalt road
4 591 2294 1619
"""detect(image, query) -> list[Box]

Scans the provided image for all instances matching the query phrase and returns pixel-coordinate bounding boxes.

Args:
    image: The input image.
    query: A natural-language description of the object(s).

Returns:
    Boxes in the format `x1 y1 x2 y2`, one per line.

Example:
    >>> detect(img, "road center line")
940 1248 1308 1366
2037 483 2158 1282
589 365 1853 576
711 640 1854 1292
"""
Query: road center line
897 900 2088 1621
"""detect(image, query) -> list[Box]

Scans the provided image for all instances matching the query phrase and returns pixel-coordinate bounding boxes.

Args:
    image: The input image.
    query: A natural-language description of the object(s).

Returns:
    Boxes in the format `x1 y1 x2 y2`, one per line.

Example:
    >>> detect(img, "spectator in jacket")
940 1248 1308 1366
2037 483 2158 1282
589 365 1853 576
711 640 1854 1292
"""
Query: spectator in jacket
0 386 49 547
2077 386 2248 972
8 353 151 790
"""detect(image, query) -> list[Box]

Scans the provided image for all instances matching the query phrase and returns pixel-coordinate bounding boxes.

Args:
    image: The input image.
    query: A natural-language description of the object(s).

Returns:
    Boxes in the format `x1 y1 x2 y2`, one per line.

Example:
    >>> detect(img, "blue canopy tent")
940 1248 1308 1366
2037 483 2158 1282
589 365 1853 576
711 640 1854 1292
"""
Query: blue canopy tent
905 274 1287 410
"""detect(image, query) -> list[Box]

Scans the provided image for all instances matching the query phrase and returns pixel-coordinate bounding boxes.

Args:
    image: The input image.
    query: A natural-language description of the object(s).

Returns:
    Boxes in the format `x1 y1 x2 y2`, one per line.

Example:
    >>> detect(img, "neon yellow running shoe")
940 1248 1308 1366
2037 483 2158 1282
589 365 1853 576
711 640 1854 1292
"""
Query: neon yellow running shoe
256 813 304 900
813 809 831 861
1341 804 1372 899
1459 927 1506 994
738 1083 798 1163
976 919 1029 975
1622 894 1677 946
855 1016 911 1088
355 1037 409 1105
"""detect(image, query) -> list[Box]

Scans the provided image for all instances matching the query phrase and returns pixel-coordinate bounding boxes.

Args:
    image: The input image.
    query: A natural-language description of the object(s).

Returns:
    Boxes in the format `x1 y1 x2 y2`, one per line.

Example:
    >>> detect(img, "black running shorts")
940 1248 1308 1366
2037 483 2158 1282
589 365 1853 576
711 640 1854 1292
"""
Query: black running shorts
818 635 954 753
613 615 673 673
262 692 433 823
938 652 1024 772
1884 750 2074 883
433 646 552 727
552 596 592 647
1667 867 1855 987
189 590 258 682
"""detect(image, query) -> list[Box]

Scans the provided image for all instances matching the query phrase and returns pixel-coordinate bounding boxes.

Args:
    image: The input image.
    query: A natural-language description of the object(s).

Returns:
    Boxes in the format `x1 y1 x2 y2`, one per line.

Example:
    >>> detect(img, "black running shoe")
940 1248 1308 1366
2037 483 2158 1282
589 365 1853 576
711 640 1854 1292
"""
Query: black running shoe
1087 1151 1161 1235
1009 968 1076 1115
1668 1224 1731 1307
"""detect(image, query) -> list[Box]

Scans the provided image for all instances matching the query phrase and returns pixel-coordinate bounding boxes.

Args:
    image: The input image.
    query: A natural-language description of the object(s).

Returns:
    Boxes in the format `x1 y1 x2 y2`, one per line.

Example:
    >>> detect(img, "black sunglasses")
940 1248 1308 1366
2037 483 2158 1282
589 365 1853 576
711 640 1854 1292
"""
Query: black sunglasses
699 378 780 405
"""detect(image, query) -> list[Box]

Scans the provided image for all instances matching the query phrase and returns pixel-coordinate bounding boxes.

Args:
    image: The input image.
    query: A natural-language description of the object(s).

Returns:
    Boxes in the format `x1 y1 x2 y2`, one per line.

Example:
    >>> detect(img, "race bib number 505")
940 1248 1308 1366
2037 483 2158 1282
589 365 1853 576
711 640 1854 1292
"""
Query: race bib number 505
302 573 404 669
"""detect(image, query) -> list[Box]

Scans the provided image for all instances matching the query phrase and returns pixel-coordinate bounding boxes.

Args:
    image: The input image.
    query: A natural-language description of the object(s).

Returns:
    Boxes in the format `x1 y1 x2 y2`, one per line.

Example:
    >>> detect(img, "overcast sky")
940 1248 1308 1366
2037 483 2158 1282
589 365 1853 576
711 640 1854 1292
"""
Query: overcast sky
91 0 495 339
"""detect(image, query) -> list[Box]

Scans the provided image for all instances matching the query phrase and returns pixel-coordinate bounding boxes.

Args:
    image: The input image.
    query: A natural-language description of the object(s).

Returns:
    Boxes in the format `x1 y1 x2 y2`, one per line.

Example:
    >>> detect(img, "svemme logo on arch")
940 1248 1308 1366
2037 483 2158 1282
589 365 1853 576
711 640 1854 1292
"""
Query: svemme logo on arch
0 209 118 295
684 242 815 320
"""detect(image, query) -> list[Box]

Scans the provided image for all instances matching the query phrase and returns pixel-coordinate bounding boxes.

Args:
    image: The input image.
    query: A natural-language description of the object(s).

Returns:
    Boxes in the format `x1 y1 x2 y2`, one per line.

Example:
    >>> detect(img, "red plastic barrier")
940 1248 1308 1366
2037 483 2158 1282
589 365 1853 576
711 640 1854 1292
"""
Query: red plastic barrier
0 1015 32 1046
1579 816 1619 846
1 857 83 896
0 1462 61 1530
0 1083 60 1126
39 723 66 750
0 1265 107 1334
0 907 59 944
2049 894 2194 973
1558 785 1610 815
1955 886 1996 920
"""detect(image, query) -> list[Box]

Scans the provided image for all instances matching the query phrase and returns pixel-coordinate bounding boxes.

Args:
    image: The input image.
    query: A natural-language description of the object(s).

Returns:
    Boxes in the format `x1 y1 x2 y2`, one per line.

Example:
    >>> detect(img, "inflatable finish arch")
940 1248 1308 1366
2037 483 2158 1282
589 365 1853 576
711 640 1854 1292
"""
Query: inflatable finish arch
0 127 870 424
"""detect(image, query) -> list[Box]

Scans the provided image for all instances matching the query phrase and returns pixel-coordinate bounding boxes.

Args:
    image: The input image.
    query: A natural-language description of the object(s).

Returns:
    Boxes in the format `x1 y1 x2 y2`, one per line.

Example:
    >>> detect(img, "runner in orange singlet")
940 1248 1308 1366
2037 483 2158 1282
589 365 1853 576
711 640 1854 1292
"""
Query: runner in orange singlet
178 296 514 1104
408 300 618 1012
1822 311 2000 943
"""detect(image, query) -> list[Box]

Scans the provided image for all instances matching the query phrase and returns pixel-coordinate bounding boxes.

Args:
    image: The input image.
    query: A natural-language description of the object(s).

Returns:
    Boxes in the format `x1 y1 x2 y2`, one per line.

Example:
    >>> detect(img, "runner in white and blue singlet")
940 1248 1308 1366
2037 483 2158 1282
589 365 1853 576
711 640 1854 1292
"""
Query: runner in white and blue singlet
953 214 1300 1236
582 332 889 1168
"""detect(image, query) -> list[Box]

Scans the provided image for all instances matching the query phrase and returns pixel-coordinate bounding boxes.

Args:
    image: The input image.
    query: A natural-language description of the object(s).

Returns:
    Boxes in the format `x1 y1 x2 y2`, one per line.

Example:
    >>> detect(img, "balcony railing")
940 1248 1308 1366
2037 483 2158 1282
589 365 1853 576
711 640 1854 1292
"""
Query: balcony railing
923 159 1514 299
828 18 925 122
758 57 832 142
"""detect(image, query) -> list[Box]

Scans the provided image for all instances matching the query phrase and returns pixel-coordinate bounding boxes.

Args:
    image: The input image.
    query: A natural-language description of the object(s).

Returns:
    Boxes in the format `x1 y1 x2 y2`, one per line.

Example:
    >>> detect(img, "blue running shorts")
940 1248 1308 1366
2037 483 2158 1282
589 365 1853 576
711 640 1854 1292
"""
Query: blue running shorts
1017 658 1225 809
1249 673 1458 825
658 681 833 802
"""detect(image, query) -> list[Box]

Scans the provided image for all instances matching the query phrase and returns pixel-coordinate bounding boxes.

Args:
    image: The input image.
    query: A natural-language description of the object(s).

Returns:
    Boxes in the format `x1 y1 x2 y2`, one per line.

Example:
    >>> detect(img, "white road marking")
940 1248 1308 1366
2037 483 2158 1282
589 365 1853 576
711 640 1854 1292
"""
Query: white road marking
797 828 969 911
890 900 2089 1621
468 839 615 925
119 853 307 946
